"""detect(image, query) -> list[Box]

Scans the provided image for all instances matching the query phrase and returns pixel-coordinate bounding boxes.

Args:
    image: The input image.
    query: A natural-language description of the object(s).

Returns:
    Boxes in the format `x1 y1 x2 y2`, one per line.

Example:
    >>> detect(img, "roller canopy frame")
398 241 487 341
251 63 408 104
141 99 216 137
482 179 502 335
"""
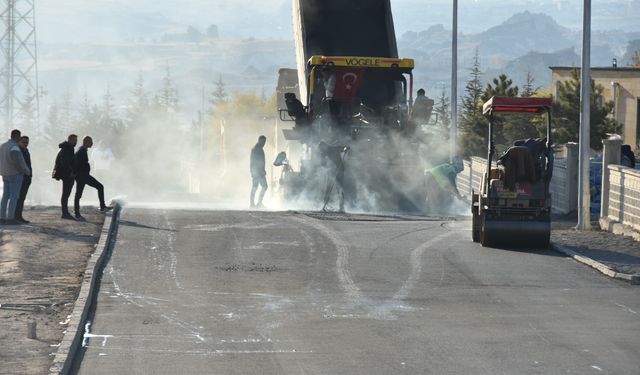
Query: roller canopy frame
482 96 553 115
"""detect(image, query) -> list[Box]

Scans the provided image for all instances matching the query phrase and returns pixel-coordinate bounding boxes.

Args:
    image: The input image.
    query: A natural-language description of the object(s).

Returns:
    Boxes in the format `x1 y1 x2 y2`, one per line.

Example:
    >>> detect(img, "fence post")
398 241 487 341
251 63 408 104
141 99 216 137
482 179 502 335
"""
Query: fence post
467 160 473 196
601 138 622 218
564 143 579 212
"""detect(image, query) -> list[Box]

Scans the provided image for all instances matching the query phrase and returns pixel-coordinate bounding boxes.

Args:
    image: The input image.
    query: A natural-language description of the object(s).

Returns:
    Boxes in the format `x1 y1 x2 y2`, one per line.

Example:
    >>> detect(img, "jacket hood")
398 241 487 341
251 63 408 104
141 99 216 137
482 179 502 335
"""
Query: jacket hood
59 141 73 149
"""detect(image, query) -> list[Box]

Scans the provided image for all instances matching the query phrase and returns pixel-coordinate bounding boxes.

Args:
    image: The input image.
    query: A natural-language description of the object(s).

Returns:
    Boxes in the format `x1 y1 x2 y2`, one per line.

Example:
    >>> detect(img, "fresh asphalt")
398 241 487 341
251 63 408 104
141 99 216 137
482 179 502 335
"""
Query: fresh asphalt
75 208 639 374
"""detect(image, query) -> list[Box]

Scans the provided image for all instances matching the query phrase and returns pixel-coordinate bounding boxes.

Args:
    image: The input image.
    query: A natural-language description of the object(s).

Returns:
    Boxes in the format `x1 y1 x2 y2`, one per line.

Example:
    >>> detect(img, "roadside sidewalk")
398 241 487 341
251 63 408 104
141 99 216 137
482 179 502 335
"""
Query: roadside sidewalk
551 220 640 283
0 207 104 375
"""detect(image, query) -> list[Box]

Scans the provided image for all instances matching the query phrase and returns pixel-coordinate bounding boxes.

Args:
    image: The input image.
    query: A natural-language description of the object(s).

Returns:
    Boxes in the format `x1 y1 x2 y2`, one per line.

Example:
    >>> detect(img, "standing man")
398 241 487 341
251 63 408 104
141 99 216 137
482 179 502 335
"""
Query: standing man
74 136 111 220
14 136 32 223
53 134 77 220
412 88 434 125
0 129 31 225
318 141 349 212
250 135 267 208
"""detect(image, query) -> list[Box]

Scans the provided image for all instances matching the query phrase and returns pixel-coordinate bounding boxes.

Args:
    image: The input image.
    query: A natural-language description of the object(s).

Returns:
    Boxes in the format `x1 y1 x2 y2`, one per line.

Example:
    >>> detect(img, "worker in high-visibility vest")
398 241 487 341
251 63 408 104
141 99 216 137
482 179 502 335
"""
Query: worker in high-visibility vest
426 158 464 214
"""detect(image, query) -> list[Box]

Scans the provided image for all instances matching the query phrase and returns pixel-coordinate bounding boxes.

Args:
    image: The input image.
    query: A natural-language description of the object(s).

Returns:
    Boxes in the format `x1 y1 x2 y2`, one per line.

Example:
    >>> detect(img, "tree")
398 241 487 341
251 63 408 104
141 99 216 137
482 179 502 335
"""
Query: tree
18 87 37 130
521 71 540 98
155 65 179 113
433 88 450 136
209 76 228 114
126 73 148 126
458 48 487 157
481 74 519 102
553 69 621 150
480 74 543 147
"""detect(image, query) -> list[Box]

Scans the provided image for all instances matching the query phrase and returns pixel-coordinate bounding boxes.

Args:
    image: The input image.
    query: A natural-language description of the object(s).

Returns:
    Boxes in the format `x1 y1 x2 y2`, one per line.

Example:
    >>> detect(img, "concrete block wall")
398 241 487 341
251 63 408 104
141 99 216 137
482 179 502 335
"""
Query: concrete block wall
605 166 640 232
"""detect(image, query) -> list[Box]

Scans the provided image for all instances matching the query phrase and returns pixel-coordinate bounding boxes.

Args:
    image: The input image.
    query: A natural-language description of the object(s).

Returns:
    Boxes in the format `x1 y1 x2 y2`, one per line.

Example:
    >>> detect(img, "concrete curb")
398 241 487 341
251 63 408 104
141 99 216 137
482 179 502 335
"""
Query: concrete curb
599 217 640 242
551 242 640 285
49 204 121 374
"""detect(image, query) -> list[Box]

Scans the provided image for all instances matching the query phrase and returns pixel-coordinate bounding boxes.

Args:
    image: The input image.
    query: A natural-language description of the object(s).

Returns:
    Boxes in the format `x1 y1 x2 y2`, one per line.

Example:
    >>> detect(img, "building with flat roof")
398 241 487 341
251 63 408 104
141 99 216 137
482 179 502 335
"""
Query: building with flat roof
550 65 640 151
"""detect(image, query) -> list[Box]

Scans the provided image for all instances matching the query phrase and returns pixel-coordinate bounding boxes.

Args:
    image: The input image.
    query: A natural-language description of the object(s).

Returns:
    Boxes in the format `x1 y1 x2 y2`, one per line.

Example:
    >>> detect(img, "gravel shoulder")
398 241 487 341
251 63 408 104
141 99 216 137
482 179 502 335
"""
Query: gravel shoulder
0 207 103 375
552 220 640 276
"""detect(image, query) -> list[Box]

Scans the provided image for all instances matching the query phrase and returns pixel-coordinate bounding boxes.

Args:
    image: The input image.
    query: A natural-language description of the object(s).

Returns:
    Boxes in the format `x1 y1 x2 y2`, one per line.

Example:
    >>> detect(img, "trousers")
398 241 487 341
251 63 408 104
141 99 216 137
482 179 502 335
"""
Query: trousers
75 174 105 215
61 177 75 215
1 174 24 220
14 175 31 219
250 175 268 206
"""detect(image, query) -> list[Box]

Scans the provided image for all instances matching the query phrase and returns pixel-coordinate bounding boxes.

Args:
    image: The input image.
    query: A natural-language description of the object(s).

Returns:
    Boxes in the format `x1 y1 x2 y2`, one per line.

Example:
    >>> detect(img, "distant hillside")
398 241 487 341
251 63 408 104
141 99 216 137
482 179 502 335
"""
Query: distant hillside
485 48 581 90
471 11 575 57
399 10 638 94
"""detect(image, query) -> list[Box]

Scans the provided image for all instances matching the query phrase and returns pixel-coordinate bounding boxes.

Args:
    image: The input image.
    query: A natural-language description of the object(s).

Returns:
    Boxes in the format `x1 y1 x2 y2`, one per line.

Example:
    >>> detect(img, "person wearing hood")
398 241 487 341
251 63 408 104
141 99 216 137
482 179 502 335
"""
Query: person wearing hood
74 136 111 220
53 134 77 219
0 129 31 224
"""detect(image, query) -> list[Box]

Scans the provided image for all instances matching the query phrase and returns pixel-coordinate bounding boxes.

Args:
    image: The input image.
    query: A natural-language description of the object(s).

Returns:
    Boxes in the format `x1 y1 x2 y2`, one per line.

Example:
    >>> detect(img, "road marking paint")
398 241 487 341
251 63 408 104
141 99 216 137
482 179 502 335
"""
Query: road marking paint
90 346 312 355
613 302 638 315
82 322 113 347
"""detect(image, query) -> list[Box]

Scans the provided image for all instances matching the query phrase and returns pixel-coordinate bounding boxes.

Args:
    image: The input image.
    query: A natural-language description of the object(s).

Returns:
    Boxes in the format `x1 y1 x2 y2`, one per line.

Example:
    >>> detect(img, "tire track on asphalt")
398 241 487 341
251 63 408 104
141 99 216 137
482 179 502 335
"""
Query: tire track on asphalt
293 214 457 318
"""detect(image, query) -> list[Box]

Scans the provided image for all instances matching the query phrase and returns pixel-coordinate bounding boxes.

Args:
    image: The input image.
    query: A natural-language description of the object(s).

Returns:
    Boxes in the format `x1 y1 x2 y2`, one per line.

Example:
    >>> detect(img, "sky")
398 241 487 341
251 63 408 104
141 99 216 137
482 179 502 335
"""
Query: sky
37 0 640 43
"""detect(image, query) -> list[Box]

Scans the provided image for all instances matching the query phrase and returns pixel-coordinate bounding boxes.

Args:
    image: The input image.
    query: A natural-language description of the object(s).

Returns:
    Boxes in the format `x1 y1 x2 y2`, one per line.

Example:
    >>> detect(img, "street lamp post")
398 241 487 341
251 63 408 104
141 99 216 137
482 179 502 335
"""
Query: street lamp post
577 0 591 230
450 0 458 161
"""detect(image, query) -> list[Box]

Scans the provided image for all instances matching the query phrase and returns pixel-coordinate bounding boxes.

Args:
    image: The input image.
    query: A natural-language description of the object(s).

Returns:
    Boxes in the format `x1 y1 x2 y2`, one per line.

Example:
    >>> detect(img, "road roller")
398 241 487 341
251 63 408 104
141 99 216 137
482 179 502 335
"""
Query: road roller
471 96 554 248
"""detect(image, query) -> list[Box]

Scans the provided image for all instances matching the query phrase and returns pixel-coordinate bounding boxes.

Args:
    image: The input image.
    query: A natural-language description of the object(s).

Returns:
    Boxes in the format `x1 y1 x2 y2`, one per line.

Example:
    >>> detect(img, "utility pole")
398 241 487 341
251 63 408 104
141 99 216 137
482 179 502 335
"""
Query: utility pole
450 0 458 161
0 0 39 134
449 0 458 161
577 0 591 230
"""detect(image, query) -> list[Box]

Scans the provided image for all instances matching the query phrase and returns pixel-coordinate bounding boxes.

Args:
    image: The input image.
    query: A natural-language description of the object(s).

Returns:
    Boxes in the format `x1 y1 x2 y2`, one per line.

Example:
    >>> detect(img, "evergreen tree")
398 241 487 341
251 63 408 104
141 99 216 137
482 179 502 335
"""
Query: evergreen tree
553 69 621 150
156 65 179 112
433 88 450 136
481 74 519 102
18 87 37 130
458 48 487 157
521 71 539 98
126 73 148 126
480 74 543 147
209 76 227 114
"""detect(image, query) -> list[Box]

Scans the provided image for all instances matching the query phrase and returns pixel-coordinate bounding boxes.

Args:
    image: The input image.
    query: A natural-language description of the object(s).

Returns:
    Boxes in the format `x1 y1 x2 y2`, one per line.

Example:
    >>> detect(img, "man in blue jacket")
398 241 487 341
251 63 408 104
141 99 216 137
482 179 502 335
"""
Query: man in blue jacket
0 129 31 224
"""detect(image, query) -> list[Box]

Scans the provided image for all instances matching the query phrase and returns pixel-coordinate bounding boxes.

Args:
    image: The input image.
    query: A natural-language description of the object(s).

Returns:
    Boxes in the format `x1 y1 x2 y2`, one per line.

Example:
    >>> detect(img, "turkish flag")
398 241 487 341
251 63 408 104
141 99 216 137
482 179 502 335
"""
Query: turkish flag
332 68 364 98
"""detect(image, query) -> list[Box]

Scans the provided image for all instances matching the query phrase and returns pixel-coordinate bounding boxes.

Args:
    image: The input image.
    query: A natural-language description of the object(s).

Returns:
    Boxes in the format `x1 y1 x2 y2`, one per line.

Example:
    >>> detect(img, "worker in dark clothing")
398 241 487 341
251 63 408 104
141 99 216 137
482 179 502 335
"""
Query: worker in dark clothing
318 141 349 212
250 135 267 208
425 158 464 214
74 136 111 220
412 88 434 125
621 145 636 169
53 134 77 220
15 136 32 223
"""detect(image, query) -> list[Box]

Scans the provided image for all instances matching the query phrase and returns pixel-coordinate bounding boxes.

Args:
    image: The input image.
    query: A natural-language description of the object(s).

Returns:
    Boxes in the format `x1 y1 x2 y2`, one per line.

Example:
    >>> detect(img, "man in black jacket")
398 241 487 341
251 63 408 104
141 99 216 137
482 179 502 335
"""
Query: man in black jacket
74 136 111 220
15 136 32 223
250 135 267 208
53 134 77 219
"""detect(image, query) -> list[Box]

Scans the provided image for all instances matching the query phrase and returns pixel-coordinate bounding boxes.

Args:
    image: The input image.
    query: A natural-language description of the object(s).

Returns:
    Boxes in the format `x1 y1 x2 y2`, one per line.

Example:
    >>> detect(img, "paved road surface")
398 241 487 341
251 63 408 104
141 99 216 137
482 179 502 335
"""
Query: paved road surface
75 208 640 374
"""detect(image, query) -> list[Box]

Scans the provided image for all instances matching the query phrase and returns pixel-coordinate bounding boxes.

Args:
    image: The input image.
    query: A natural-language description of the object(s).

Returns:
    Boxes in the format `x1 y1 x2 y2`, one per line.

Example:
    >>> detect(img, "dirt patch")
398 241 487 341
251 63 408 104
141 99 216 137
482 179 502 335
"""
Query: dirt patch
216 262 279 272
552 221 640 276
0 206 103 375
